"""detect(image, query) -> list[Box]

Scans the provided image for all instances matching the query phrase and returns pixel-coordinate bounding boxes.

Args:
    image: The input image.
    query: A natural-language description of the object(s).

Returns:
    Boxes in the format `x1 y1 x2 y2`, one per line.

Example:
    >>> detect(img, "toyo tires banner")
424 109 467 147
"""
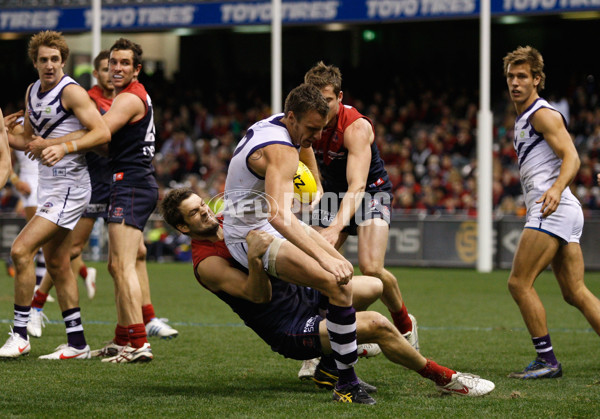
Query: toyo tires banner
1 0 599 32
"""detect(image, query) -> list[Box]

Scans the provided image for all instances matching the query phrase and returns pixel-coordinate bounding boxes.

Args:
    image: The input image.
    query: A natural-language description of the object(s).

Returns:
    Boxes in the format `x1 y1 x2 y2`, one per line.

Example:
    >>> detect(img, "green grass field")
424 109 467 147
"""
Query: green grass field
1 262 599 418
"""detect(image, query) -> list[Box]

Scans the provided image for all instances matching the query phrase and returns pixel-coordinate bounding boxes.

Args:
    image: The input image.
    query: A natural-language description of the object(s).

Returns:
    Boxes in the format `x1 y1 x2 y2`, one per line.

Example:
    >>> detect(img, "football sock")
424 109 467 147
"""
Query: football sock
391 305 412 335
114 324 129 346
326 303 358 388
142 304 156 325
13 304 30 340
35 249 46 287
128 323 148 348
63 308 87 349
79 264 87 280
532 334 559 366
320 353 337 371
31 289 48 309
417 359 456 386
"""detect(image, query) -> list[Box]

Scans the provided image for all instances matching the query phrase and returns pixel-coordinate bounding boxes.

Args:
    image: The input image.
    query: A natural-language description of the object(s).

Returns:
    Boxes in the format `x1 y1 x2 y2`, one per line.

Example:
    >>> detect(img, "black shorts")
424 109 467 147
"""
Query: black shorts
82 182 110 219
107 184 158 231
311 190 393 236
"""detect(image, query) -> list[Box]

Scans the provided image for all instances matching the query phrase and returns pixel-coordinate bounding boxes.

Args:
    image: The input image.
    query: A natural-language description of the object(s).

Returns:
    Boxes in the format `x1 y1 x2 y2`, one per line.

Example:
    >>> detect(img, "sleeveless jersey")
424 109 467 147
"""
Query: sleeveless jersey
27 75 89 187
109 81 158 188
223 114 298 243
513 98 577 209
88 85 112 114
313 104 391 193
191 238 321 356
87 86 112 186
15 149 38 179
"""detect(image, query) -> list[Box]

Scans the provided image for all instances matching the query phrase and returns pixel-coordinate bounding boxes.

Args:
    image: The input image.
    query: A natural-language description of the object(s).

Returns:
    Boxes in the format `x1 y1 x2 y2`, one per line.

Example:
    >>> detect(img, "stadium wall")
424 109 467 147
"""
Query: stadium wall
2 214 599 270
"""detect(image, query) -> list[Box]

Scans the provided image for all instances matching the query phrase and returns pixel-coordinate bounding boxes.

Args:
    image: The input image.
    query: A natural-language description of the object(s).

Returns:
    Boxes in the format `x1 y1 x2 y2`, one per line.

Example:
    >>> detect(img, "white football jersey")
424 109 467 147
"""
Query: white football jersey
27 75 89 188
223 114 298 244
513 98 576 209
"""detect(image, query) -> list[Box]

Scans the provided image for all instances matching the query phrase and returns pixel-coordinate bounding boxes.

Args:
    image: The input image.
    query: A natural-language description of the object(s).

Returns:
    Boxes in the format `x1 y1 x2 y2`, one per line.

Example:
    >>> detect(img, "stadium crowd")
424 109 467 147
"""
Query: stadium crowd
2 69 599 221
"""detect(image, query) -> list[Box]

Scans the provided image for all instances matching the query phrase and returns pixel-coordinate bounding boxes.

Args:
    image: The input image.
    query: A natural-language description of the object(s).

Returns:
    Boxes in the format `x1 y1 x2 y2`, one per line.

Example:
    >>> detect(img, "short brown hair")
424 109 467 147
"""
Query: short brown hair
503 46 546 92
304 61 342 96
110 38 143 67
283 83 329 120
28 30 69 64
93 50 110 71
160 188 194 231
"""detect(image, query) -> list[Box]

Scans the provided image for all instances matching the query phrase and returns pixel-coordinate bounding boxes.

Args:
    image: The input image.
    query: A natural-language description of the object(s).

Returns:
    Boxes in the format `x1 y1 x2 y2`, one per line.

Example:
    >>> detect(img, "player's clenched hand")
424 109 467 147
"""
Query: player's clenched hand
25 136 46 160
320 255 353 285
40 144 66 167
536 186 561 218
246 230 274 260
320 225 341 247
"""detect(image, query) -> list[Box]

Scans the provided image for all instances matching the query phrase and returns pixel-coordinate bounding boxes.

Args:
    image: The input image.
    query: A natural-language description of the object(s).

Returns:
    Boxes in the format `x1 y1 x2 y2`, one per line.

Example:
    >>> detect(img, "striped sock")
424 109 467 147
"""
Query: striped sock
13 304 30 339
533 334 558 366
63 308 87 349
35 249 46 287
326 303 358 388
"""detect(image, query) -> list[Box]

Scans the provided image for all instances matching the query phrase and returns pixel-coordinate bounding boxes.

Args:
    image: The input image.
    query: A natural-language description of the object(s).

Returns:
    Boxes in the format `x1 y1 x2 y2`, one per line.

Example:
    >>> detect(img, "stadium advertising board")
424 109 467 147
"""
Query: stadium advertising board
0 0 598 32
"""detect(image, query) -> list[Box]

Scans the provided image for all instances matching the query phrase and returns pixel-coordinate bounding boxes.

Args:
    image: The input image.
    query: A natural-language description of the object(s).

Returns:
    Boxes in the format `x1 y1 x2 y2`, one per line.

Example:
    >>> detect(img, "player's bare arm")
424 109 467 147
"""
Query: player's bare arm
0 108 12 188
195 231 273 303
321 118 372 246
103 91 145 134
7 87 37 152
257 144 354 284
39 84 110 166
531 108 580 218
299 146 323 205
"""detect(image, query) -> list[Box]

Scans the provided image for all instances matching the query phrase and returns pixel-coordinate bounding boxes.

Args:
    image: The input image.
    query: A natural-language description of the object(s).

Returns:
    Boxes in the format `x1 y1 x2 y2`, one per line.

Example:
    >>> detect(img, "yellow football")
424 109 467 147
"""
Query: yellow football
294 161 318 203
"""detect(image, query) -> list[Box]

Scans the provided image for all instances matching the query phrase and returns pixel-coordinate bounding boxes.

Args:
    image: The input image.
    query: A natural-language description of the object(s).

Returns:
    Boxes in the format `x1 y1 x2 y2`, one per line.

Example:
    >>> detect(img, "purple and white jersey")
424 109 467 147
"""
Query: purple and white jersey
223 113 298 244
513 98 576 210
27 75 89 188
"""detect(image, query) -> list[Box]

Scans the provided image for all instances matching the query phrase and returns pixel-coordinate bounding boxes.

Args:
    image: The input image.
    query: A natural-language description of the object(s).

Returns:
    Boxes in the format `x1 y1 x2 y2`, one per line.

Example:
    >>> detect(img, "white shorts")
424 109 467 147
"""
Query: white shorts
16 173 39 208
226 223 284 277
525 197 583 243
36 185 91 230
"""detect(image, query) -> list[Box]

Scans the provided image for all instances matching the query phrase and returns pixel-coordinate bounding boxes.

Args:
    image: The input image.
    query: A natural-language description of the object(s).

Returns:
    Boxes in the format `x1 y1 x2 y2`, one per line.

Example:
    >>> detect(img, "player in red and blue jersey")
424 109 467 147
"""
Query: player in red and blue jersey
304 62 418 357
160 188 496 402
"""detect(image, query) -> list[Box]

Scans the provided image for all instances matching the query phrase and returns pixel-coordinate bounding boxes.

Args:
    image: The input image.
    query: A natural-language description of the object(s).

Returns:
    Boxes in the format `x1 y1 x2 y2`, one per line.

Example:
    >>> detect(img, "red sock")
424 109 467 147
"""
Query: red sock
79 264 88 279
142 304 156 325
417 359 456 386
31 290 48 309
390 305 412 334
128 323 148 348
114 324 129 346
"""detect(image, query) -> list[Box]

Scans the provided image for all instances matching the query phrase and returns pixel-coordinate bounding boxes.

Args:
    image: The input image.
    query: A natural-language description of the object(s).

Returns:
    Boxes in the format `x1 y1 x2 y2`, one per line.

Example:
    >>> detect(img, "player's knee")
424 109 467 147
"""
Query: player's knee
70 243 84 260
507 275 524 297
362 311 394 336
10 242 34 267
358 261 384 279
137 242 147 261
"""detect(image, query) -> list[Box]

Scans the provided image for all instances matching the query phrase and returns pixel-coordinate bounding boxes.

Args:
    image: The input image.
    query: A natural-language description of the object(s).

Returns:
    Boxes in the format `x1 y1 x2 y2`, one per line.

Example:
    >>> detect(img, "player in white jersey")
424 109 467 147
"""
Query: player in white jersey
224 84 374 404
0 31 110 360
503 46 600 379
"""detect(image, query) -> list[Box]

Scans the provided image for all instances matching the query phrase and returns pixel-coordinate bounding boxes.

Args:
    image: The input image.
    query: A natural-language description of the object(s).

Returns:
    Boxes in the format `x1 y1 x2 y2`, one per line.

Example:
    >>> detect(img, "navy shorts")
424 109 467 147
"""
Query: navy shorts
311 189 393 236
107 184 158 231
274 313 324 360
83 181 110 219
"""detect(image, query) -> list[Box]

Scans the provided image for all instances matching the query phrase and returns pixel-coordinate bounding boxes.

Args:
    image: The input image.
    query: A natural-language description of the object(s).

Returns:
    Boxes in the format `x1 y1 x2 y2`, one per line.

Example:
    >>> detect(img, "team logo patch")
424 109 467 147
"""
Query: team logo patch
113 172 124 182
43 202 53 208
52 168 66 177
112 207 124 217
